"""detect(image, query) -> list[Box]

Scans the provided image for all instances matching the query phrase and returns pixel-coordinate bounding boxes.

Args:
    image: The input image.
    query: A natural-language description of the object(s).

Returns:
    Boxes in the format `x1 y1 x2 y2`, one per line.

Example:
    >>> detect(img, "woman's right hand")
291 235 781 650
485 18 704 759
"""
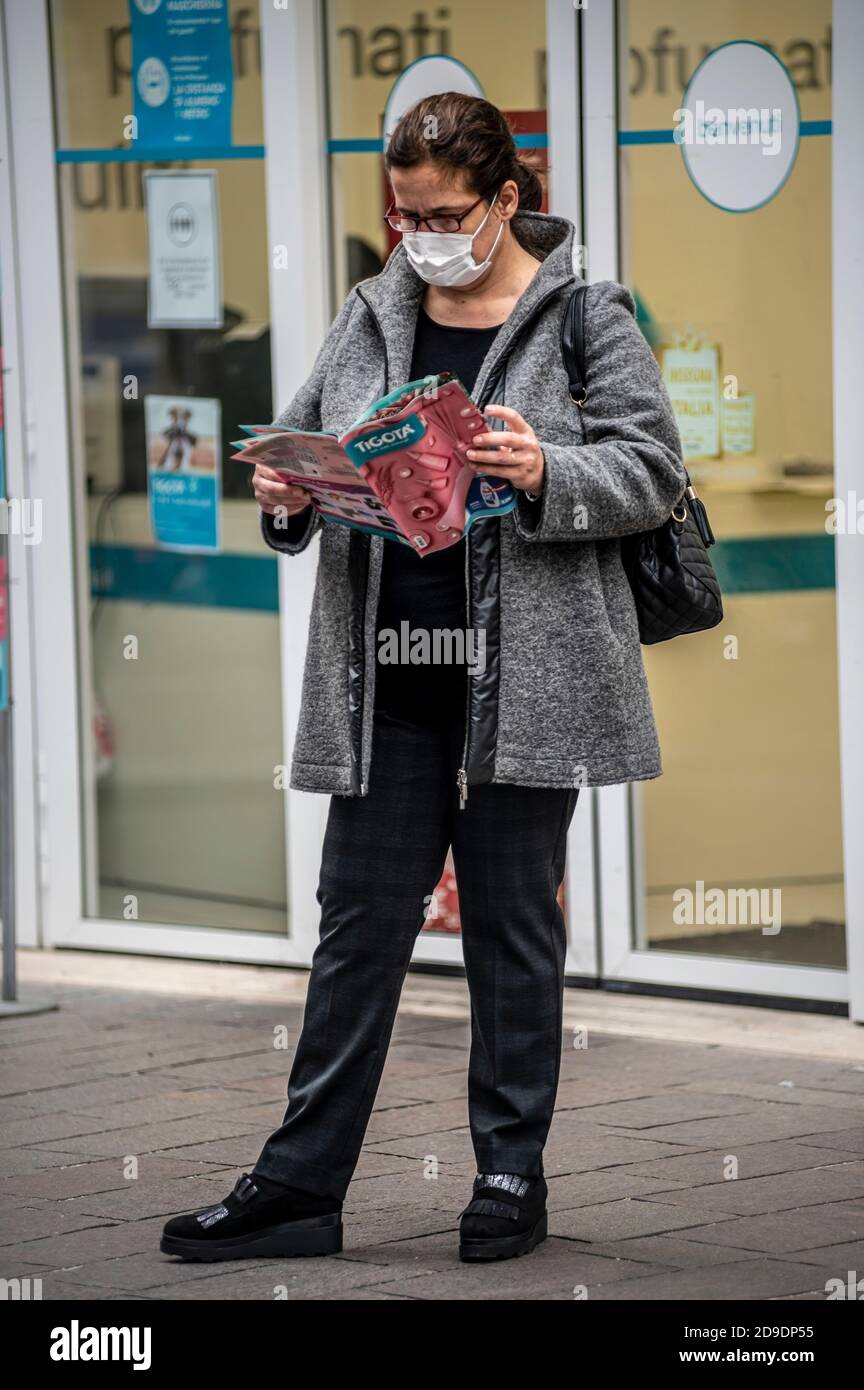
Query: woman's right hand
252 463 312 517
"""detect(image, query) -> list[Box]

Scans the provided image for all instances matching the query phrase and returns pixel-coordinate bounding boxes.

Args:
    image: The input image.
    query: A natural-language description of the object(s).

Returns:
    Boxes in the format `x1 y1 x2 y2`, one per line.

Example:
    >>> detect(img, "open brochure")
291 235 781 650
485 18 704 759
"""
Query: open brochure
233 372 515 556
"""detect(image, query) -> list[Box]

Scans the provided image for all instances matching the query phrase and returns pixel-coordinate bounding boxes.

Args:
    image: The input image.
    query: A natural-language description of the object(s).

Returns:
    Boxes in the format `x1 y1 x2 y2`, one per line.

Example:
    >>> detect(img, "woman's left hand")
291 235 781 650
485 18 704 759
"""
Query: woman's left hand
465 405 545 495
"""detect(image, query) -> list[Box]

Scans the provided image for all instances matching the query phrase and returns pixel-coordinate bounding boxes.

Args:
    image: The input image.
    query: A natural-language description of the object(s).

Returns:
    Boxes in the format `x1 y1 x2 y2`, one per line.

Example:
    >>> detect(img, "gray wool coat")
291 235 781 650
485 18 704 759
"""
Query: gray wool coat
259 211 688 799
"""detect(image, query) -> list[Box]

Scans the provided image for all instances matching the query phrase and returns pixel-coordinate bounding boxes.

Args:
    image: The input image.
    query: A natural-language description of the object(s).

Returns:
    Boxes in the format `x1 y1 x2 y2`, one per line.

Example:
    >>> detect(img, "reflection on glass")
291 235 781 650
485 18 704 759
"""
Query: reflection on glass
51 1 287 933
619 0 844 967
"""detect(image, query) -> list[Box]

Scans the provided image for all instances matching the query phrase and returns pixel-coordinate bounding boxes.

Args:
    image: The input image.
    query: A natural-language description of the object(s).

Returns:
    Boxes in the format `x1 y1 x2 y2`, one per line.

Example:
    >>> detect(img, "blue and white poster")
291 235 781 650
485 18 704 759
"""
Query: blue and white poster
130 0 234 152
146 395 221 552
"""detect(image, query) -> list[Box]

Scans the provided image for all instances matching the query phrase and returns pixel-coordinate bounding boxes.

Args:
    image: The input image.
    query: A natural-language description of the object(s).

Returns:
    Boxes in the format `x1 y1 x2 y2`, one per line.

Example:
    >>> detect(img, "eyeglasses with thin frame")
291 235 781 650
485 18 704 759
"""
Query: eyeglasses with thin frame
384 192 491 234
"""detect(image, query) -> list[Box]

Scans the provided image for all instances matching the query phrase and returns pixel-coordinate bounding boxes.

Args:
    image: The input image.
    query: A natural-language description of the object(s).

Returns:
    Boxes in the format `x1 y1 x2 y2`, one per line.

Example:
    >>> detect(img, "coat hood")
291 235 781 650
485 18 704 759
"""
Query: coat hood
353 211 580 393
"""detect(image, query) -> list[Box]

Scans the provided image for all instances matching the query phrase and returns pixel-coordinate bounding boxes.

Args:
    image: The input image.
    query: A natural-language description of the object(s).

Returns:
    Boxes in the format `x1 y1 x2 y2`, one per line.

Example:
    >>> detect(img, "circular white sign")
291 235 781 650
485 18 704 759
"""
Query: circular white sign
133 0 163 14
676 41 800 212
137 56 170 108
383 55 484 149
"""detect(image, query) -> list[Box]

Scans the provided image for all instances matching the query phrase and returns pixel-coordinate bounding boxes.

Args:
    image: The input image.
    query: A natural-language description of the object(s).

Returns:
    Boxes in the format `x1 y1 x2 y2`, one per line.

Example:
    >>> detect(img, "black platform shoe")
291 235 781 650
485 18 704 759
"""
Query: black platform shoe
458 1171 548 1262
160 1172 343 1262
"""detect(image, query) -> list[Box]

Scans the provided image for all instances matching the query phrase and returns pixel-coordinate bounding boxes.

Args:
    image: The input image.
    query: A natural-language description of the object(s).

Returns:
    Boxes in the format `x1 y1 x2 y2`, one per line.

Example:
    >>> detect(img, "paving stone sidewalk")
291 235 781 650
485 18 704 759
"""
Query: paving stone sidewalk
1 952 863 1301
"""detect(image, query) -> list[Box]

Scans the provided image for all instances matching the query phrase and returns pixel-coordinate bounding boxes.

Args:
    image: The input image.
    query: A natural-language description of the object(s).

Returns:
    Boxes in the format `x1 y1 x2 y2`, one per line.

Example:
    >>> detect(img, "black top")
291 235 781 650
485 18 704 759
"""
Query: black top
374 306 503 727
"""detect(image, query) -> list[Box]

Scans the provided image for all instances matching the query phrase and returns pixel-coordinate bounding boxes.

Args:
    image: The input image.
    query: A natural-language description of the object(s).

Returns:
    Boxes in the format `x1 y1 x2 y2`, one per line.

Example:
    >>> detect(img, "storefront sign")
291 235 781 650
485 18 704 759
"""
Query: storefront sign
129 0 233 151
661 341 721 461
383 54 484 148
145 395 221 552
675 41 800 212
144 170 222 328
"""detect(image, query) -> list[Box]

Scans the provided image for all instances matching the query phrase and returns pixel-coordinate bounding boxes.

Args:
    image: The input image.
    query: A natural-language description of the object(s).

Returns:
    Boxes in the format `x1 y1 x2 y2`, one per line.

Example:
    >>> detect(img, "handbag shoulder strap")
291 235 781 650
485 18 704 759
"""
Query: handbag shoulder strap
559 283 711 539
560 283 588 406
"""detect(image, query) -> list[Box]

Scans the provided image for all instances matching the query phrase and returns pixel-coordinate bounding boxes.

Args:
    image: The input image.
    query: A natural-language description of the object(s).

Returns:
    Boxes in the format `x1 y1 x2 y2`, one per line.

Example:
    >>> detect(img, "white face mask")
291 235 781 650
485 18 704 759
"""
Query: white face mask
402 192 504 288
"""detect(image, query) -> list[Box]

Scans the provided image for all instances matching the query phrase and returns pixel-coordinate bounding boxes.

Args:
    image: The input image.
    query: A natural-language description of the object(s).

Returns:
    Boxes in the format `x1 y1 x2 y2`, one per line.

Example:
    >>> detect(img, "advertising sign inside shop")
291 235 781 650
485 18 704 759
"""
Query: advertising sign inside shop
145 394 221 553
144 169 223 329
129 0 234 152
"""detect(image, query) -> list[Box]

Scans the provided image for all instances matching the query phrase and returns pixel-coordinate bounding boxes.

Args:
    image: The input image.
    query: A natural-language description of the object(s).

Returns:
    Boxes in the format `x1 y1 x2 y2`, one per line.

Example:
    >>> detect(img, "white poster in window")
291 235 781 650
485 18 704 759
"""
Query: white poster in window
144 170 222 328
722 392 756 455
661 343 721 460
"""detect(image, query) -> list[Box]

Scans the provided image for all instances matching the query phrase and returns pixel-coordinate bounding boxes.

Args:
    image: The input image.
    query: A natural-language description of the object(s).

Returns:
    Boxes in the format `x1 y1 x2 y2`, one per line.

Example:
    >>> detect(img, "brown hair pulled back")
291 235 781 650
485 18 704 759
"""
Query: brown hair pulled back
384 92 543 213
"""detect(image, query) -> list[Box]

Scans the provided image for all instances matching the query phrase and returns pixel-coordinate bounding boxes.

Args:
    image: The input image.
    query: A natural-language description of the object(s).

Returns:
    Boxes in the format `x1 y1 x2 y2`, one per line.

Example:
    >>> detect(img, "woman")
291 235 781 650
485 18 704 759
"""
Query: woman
161 93 687 1265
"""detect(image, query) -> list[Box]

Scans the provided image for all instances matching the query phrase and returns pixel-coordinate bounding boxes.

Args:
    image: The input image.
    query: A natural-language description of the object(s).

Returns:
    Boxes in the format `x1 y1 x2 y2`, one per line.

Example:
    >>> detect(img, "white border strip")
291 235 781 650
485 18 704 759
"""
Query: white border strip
602 948 848 1005
581 1 627 981
0 1 41 949
546 0 597 975
546 0 583 241
261 0 332 964
4 0 82 949
832 0 864 1022
582 0 847 1007
580 0 618 284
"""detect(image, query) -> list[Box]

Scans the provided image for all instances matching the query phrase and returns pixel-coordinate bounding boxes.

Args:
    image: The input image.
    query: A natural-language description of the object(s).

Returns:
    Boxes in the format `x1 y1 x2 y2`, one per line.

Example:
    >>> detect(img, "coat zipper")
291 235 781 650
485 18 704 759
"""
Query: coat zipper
357 285 471 809
455 280 570 810
457 526 471 810
352 286 390 797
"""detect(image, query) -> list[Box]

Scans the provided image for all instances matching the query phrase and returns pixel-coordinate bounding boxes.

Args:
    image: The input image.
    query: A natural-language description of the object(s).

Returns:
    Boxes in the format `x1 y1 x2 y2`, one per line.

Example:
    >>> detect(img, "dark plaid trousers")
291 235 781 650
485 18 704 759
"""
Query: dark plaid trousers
254 707 579 1201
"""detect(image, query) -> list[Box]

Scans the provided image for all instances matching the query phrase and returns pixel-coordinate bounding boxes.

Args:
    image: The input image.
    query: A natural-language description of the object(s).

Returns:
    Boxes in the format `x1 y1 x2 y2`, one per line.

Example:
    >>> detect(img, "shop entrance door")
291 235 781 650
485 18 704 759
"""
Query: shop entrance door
317 0 599 974
11 0 599 975
582 0 864 1014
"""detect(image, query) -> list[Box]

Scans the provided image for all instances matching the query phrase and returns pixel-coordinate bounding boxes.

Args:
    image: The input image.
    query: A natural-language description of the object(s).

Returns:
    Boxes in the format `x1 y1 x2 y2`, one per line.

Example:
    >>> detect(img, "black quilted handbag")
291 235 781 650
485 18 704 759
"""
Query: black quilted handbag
561 284 723 644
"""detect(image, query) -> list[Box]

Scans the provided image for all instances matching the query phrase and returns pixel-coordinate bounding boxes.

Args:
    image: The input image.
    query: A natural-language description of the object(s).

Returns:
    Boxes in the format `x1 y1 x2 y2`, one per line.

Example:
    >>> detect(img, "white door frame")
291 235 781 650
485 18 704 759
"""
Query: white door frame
831 0 864 1023
546 0 600 979
582 0 859 1012
4 0 81 958
7 0 327 968
0 1 42 951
